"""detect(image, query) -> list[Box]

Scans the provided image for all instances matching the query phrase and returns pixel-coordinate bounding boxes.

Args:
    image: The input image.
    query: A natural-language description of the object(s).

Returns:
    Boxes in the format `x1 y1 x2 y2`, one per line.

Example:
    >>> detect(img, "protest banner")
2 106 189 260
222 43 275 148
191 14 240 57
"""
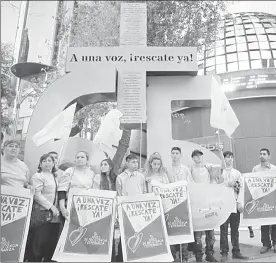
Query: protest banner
53 188 117 262
150 180 194 244
187 182 236 231
117 194 173 262
1 186 33 262
241 170 276 226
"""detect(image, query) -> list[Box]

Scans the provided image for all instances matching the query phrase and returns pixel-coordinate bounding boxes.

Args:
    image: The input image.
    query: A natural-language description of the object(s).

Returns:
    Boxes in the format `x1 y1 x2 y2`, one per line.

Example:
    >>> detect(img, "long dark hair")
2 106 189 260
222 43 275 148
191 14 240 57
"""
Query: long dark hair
100 159 116 191
37 153 57 174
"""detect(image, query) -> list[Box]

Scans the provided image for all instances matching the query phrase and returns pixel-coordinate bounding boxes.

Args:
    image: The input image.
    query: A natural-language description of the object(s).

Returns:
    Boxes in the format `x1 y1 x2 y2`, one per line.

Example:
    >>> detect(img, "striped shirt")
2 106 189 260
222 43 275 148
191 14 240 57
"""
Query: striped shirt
116 169 146 196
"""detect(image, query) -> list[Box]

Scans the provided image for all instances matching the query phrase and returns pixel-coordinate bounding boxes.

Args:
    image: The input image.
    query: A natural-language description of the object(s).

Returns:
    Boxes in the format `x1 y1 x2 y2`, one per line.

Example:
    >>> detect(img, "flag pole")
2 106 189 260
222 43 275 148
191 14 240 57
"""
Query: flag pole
180 244 183 262
216 129 226 168
139 121 143 170
57 138 67 167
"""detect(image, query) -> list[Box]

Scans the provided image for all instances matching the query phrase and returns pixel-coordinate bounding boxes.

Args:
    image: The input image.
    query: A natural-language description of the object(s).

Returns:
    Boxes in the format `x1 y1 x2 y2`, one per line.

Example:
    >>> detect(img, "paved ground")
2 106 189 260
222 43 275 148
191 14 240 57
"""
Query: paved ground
115 228 276 262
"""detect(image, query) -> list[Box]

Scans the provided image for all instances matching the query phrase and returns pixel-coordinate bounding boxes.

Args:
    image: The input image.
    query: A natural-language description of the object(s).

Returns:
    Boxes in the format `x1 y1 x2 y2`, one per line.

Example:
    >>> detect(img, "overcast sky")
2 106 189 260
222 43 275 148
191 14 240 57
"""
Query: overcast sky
2 1 276 45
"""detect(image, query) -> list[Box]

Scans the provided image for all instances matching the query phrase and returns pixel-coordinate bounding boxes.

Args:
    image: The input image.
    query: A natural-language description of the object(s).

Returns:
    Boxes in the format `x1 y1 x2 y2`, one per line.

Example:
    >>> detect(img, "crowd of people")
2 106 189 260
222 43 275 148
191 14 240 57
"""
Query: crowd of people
1 138 276 262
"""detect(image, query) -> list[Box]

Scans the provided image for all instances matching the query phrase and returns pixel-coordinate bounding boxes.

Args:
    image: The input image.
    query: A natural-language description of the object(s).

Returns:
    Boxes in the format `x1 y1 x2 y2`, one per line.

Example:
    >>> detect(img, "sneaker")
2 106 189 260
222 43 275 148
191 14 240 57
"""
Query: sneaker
220 254 228 262
232 252 249 260
260 246 271 254
206 254 218 262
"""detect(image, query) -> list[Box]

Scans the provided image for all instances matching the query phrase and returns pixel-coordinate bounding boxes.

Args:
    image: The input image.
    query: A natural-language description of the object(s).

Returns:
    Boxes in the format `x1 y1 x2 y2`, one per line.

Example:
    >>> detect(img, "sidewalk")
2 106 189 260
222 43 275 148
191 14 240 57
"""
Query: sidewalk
187 229 276 262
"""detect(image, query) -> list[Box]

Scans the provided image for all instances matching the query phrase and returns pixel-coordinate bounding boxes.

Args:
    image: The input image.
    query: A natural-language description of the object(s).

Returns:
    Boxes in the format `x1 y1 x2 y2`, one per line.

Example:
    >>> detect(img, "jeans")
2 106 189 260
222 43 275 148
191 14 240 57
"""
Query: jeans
220 212 240 255
261 225 276 247
171 243 189 261
194 230 215 258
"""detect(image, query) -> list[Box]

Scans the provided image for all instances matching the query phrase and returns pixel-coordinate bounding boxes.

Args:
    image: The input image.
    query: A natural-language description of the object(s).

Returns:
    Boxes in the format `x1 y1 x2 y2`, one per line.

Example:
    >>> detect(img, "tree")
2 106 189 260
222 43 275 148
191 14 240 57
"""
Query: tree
1 42 15 134
68 1 226 175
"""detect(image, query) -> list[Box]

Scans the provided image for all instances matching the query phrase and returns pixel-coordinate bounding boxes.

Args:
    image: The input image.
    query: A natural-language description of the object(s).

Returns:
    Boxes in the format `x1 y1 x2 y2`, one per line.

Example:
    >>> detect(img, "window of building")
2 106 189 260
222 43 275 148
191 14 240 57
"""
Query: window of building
216 64 226 74
259 41 270 49
198 68 204 76
266 28 276 34
237 43 248 52
227 53 238 62
252 22 262 28
263 23 272 28
260 50 272 59
216 39 224 47
268 35 276 41
248 42 259 50
261 58 274 68
247 35 257 42
206 66 215 72
239 60 250 70
226 37 235 45
235 29 245 36
206 57 215 67
251 60 262 69
258 34 268 42
255 27 265 34
244 23 254 29
226 45 237 53
216 46 225 56
226 31 235 37
227 62 239 72
250 18 260 23
236 36 246 43
238 52 249 60
246 28 256 34
226 26 234 32
216 55 226 64
271 42 276 49
235 18 243 24
250 50 261 59
272 50 276 58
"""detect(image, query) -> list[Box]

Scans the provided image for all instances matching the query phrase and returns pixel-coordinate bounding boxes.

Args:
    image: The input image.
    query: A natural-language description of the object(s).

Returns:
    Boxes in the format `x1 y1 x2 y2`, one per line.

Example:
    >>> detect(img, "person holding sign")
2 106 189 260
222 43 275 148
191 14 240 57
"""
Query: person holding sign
167 147 191 262
190 149 221 262
144 152 170 192
29 153 61 262
252 148 276 254
58 151 96 220
218 151 248 262
93 158 117 262
1 139 31 189
116 154 146 261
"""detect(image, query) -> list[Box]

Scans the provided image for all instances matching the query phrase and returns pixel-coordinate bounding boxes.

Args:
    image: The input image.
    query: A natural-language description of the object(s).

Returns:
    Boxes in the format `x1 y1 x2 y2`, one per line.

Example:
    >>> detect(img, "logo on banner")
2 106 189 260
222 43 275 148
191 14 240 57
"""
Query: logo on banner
1 237 19 252
245 177 276 214
1 196 28 225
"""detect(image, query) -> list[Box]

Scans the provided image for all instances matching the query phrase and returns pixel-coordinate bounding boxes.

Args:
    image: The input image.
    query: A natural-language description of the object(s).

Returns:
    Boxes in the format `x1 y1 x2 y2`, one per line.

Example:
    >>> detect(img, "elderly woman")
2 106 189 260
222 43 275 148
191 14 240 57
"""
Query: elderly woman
58 151 95 220
1 139 30 189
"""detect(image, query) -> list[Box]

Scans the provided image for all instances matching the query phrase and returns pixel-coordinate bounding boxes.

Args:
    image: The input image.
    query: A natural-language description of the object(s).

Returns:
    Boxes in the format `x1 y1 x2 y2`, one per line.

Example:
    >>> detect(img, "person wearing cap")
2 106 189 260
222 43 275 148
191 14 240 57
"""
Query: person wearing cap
218 151 248 262
167 147 192 262
1 139 31 189
190 149 222 262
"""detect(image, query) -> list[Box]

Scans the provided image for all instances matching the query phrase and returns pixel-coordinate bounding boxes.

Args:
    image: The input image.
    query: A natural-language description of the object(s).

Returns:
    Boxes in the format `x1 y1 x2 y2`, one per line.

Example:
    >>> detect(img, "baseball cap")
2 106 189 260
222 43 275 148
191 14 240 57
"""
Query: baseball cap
191 149 203 158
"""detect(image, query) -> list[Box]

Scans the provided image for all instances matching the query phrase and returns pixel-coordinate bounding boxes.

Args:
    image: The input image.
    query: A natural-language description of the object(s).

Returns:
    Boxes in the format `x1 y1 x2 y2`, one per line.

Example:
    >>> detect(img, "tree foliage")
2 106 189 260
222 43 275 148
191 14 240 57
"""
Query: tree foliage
1 42 15 134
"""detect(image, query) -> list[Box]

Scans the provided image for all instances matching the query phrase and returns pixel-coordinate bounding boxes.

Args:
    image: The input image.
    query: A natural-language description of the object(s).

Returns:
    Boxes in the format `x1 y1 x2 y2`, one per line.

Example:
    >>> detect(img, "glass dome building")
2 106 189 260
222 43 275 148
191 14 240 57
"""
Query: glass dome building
172 12 276 173
199 12 276 76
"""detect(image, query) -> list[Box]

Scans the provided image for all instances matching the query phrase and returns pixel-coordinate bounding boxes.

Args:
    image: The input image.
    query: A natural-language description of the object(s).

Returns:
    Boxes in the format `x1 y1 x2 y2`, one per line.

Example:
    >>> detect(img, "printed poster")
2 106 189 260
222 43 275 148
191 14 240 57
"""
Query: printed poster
188 182 236 231
118 194 173 262
53 188 117 262
241 170 276 226
1 186 33 263
150 180 194 244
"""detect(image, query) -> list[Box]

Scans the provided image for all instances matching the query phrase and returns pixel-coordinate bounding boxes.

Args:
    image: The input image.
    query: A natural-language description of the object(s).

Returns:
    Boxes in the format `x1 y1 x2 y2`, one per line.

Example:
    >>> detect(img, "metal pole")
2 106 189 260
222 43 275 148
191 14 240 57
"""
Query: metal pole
139 122 143 169
217 129 226 168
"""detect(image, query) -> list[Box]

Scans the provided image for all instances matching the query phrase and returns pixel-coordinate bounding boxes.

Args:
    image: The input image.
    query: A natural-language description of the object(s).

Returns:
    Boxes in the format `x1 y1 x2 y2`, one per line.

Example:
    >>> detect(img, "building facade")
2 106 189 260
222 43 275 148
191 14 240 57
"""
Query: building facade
172 12 276 172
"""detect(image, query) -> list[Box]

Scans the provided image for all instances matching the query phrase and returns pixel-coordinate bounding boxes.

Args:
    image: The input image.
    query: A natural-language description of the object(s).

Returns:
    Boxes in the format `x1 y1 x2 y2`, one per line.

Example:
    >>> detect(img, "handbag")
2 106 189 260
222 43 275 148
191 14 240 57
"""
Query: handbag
30 173 58 228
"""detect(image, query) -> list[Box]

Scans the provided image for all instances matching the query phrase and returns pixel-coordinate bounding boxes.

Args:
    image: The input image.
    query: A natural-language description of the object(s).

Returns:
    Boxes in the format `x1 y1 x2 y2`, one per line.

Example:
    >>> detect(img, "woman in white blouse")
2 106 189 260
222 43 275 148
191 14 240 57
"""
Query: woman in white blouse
144 152 170 192
58 151 95 220
29 153 60 262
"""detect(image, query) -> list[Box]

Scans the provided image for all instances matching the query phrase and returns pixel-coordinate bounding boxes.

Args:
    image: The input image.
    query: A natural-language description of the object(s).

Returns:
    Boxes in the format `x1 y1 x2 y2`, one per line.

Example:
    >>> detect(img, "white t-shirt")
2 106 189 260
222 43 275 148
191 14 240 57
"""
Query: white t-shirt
167 164 192 183
1 157 29 188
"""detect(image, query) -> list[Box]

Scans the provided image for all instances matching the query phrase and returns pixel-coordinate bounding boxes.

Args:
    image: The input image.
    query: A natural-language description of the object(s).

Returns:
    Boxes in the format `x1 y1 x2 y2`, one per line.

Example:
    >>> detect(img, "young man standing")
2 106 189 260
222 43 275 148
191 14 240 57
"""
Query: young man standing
219 151 248 262
252 148 276 254
116 154 146 261
190 149 221 262
167 147 191 262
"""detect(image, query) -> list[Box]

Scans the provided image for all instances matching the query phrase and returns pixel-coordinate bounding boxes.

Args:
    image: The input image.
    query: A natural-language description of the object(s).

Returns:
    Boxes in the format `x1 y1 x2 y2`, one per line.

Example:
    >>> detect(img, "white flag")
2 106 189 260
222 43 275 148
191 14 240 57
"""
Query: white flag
32 103 76 147
210 76 239 137
93 109 123 148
